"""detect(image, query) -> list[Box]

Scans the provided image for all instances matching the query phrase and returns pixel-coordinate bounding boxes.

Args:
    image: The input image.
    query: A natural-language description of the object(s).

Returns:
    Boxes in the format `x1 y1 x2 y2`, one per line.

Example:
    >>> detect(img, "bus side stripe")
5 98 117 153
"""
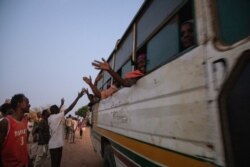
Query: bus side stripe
94 126 215 167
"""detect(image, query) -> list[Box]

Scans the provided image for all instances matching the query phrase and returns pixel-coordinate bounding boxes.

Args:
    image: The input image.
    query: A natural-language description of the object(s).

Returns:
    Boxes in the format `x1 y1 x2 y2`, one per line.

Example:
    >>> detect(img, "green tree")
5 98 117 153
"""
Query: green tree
75 105 88 118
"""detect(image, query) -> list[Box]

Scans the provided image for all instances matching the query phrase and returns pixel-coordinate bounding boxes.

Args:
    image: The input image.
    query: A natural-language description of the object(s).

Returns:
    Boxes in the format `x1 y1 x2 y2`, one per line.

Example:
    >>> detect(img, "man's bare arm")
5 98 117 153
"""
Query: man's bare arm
64 89 84 115
92 58 133 87
0 119 8 148
83 76 101 98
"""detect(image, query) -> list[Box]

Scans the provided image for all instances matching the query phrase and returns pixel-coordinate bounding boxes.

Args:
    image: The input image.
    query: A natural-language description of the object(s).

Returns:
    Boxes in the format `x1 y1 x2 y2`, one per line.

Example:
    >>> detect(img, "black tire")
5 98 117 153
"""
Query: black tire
103 144 116 167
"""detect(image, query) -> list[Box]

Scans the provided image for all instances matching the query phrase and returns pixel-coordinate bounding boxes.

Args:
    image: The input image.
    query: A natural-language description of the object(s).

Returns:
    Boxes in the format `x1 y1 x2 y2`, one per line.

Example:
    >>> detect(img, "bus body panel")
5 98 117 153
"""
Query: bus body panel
90 0 250 166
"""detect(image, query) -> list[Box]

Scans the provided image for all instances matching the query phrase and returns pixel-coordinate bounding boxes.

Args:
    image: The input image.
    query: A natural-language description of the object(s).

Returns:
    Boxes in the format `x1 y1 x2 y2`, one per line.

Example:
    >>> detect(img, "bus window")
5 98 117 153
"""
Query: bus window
137 0 184 48
103 78 111 90
103 71 110 86
96 72 103 90
114 31 133 71
217 0 250 44
146 0 194 72
147 15 179 72
121 59 132 78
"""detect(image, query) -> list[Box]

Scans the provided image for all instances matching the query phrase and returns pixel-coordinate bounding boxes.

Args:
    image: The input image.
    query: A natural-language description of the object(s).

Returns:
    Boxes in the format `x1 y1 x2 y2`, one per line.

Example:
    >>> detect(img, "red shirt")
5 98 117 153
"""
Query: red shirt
1 115 28 167
125 70 144 79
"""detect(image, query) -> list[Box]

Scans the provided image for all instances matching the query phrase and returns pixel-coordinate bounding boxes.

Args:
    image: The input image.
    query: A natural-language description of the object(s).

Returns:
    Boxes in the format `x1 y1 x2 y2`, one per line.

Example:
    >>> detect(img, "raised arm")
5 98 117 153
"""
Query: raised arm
59 98 64 111
83 76 101 98
83 88 99 105
92 58 133 87
83 88 92 101
64 89 84 115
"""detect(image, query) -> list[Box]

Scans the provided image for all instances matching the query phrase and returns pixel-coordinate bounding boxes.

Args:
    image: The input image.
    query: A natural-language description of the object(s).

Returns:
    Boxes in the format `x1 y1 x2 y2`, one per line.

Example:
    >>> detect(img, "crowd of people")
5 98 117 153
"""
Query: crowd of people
0 91 86 167
0 21 194 167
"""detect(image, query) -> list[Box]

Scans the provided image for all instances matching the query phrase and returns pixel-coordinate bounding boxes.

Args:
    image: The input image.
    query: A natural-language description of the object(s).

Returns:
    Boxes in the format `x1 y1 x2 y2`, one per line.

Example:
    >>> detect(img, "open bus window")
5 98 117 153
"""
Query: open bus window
180 20 194 50
179 0 195 51
136 46 147 72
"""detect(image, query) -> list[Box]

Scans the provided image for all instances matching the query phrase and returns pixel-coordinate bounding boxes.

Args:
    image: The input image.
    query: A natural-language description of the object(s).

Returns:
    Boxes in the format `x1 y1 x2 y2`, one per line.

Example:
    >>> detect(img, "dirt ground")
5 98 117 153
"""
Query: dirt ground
42 127 104 167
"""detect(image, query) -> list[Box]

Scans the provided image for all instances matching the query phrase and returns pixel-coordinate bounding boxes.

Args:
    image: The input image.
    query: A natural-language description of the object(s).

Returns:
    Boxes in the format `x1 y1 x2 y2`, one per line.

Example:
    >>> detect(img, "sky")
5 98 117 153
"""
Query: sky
0 0 144 116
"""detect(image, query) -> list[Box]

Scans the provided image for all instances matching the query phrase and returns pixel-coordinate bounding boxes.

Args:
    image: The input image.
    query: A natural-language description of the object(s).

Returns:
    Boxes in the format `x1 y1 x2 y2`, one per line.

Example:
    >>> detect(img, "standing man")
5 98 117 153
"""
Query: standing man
33 109 51 167
65 115 72 140
0 94 31 167
48 89 84 167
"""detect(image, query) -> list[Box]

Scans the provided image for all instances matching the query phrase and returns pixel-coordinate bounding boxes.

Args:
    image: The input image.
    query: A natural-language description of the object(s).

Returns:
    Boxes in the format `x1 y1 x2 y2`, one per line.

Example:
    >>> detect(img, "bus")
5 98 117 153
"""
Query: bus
89 0 250 166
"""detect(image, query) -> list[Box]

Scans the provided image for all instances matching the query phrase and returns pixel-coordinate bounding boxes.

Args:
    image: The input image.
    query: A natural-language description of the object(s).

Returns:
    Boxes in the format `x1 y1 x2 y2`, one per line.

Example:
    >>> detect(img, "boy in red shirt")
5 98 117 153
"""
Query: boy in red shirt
0 94 30 167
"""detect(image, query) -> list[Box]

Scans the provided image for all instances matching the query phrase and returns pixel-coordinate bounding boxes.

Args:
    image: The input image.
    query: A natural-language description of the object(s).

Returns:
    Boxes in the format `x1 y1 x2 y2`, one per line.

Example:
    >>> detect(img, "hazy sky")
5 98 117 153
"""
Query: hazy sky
0 0 144 115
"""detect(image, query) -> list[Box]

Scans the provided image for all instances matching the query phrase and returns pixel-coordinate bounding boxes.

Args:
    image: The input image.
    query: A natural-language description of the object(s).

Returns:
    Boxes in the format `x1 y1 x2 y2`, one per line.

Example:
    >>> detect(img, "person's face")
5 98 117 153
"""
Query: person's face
137 56 146 73
181 23 194 49
20 97 30 113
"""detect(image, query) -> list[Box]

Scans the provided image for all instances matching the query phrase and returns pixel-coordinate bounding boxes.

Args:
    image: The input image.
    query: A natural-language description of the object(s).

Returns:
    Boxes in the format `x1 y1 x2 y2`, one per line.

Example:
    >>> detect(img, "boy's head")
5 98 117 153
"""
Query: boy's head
50 105 60 114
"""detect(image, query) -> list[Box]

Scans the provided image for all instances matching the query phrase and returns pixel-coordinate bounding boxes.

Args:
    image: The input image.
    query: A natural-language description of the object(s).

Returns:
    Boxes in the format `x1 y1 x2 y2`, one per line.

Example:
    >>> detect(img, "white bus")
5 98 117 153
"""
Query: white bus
90 0 250 166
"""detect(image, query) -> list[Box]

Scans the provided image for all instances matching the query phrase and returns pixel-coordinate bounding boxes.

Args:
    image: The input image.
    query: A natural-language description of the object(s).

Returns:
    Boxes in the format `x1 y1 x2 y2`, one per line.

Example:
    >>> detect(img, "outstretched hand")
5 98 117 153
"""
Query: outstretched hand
61 98 65 106
92 58 111 71
78 88 85 98
83 76 92 85
83 88 89 94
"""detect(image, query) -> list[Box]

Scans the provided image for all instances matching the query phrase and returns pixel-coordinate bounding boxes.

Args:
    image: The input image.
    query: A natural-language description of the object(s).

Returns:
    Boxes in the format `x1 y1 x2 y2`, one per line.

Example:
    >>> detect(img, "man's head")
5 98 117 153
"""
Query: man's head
50 105 60 114
181 20 194 49
136 53 146 73
11 94 30 114
42 109 50 119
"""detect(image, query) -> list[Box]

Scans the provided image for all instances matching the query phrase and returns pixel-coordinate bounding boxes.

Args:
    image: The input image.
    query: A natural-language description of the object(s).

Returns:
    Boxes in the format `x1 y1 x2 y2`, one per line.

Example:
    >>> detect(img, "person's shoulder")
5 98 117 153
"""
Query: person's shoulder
51 112 64 121
0 118 9 129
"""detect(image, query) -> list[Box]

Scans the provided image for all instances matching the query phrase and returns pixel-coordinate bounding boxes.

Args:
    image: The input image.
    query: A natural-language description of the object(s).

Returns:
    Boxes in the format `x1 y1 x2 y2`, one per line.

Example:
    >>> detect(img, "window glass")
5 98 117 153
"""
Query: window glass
137 0 184 47
103 79 111 90
103 59 112 84
217 0 250 44
114 31 133 71
96 72 103 90
147 16 179 71
97 79 103 90
103 71 110 85
121 60 132 78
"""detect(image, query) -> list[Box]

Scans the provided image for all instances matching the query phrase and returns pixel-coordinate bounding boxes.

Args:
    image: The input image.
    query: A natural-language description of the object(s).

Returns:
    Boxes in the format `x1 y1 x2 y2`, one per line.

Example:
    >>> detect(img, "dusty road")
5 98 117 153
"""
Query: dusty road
42 127 104 167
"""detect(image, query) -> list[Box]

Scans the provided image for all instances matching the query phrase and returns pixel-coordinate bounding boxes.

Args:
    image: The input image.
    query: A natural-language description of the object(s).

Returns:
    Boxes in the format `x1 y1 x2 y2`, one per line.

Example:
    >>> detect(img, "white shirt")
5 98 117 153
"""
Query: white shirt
48 112 64 149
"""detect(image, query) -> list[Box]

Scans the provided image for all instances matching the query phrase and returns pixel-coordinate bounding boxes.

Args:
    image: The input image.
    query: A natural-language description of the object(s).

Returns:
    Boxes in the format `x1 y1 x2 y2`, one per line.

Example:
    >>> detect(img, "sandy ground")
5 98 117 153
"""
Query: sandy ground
41 127 104 167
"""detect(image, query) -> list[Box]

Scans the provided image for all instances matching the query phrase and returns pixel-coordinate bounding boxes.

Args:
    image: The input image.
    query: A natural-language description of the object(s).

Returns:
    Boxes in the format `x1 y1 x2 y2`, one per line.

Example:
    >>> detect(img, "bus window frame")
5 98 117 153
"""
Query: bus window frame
139 0 197 75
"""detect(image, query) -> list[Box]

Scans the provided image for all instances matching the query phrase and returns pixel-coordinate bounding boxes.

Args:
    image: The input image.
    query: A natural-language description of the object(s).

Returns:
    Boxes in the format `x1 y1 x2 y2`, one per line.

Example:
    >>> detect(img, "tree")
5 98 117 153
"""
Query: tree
75 105 88 118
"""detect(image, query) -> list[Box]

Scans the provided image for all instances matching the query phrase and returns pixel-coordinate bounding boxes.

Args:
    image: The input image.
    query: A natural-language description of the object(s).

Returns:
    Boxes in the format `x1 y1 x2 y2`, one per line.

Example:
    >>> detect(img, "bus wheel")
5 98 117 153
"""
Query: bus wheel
103 144 116 167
